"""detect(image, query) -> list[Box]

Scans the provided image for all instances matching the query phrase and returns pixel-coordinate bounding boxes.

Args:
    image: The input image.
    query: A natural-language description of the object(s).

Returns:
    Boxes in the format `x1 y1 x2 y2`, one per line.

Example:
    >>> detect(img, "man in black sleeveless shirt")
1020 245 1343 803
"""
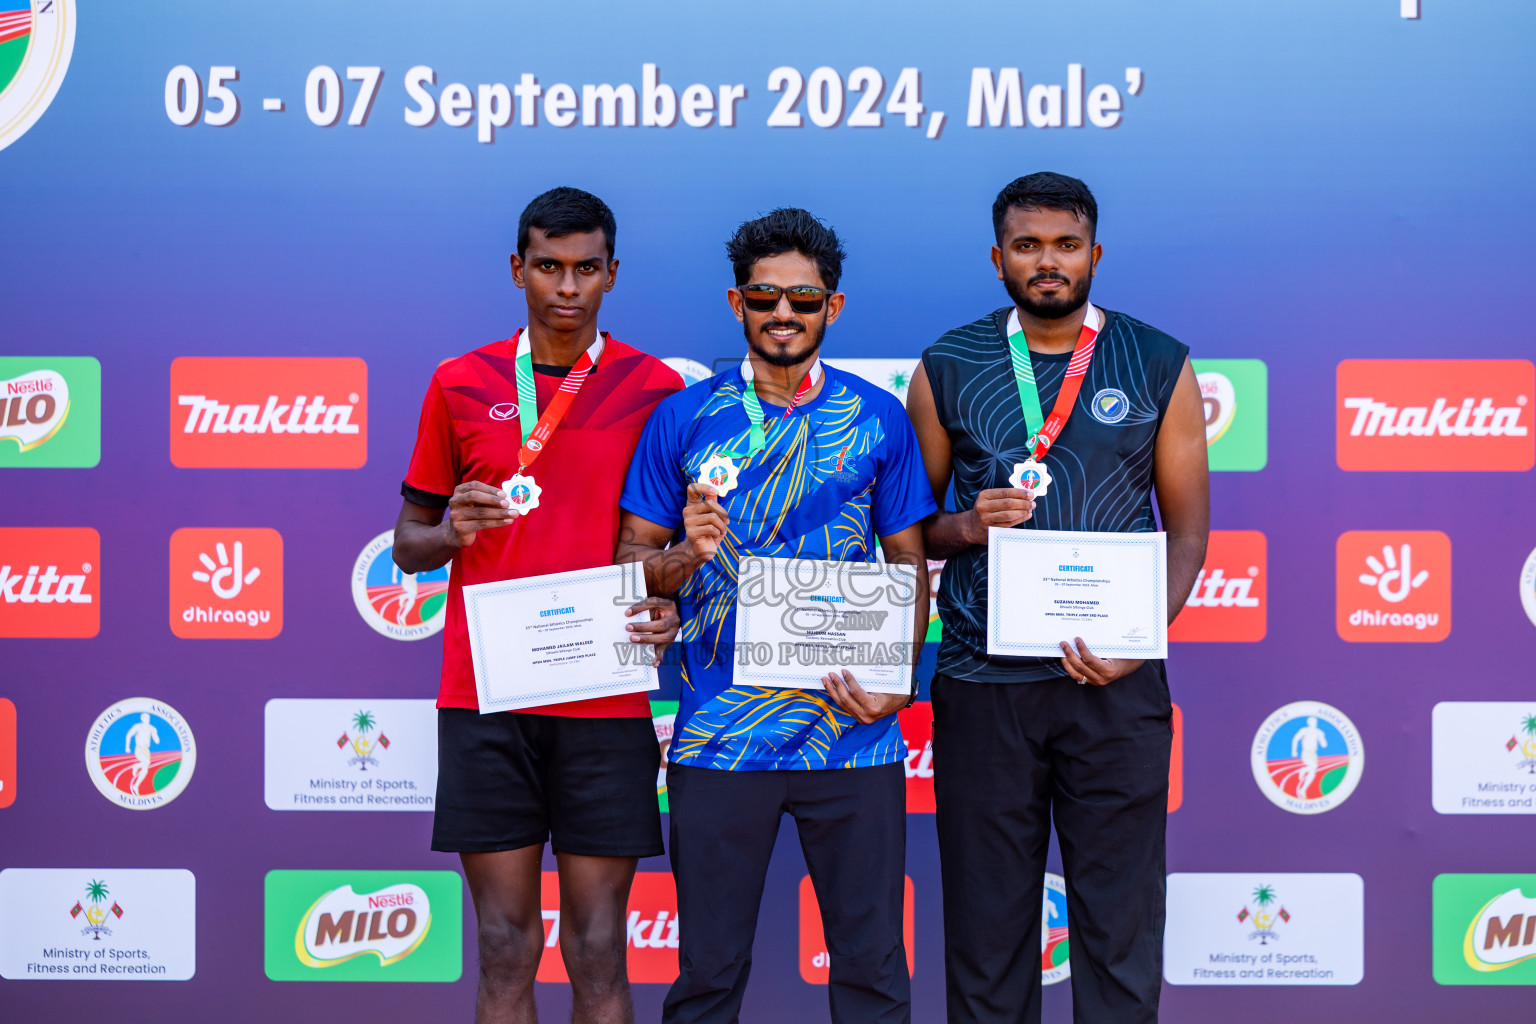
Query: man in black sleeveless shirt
906 173 1208 1023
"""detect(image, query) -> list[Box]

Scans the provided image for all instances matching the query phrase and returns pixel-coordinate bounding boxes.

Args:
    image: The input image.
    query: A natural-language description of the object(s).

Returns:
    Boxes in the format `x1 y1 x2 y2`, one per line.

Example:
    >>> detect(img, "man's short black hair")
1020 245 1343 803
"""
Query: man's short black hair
992 172 1098 241
517 186 616 259
726 208 846 291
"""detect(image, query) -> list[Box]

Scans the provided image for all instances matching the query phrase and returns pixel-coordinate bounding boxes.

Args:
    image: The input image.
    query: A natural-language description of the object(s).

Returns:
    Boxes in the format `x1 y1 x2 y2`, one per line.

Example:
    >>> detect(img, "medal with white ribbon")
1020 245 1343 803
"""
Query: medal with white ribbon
695 356 823 496
1005 304 1102 497
500 327 604 515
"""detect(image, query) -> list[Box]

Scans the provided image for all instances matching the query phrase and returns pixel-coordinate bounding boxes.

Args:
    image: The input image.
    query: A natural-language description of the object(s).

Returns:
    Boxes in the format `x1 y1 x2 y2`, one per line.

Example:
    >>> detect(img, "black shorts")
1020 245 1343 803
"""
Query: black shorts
432 708 664 858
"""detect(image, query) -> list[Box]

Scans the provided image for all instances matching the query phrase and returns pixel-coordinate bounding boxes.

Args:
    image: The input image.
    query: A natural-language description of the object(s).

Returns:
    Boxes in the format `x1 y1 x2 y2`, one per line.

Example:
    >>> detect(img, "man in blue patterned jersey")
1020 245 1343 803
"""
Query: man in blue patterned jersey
618 208 934 1024
906 173 1208 1023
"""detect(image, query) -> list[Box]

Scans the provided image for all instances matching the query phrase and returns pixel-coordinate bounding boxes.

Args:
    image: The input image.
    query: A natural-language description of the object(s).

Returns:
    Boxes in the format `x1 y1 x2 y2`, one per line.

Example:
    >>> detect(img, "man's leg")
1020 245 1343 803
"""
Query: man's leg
556 852 640 1024
1049 662 1172 1024
792 761 910 1024
661 763 784 1024
432 708 555 1024
462 846 547 1024
546 716 667 1024
932 674 1054 1024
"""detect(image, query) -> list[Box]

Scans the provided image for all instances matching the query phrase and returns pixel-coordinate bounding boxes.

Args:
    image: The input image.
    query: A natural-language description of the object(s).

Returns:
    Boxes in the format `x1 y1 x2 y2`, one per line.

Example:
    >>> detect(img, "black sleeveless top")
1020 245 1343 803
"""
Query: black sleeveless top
922 306 1189 683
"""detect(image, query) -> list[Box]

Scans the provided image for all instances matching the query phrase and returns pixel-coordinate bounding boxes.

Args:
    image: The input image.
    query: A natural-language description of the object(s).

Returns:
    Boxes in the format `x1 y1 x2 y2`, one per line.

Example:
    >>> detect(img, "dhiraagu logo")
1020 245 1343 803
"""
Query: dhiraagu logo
1434 874 1536 985
1191 358 1267 471
264 870 462 982
0 357 100 467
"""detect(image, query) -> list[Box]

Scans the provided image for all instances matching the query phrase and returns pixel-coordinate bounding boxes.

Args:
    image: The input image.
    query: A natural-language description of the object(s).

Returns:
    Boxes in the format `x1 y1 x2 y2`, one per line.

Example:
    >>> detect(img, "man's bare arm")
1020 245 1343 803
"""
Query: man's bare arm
906 362 1035 560
1153 357 1210 622
615 483 729 598
393 482 517 574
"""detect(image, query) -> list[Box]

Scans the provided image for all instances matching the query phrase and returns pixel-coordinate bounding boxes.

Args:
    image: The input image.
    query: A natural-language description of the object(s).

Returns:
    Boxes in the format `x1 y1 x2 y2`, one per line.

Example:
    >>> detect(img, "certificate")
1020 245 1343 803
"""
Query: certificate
463 562 658 714
732 556 917 693
987 528 1168 659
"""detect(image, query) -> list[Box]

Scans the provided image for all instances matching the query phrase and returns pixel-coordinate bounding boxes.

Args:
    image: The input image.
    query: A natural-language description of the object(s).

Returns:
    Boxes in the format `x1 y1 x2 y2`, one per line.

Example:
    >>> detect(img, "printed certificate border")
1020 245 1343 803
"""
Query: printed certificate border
734 556 917 689
465 562 656 712
987 528 1167 658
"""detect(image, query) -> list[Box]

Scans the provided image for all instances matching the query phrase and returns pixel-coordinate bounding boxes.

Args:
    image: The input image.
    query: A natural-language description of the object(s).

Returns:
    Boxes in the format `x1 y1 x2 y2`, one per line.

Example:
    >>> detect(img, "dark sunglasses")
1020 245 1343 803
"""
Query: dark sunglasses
739 283 829 314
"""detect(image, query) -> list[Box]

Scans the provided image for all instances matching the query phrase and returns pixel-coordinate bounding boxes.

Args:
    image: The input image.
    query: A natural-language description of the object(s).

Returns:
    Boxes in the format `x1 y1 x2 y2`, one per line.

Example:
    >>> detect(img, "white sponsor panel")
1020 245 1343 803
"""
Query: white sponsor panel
820 358 920 404
264 699 436 811
1164 873 1363 985
1432 702 1536 814
0 869 195 981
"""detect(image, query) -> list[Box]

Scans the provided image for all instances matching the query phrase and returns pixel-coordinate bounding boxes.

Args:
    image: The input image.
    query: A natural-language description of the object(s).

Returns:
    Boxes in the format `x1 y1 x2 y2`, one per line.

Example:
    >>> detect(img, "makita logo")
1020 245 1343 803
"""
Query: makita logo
0 563 92 604
1184 567 1260 608
536 871 678 983
170 358 368 468
1336 360 1534 471
0 528 100 638
899 704 935 813
1169 531 1267 643
1343 397 1528 438
177 395 360 435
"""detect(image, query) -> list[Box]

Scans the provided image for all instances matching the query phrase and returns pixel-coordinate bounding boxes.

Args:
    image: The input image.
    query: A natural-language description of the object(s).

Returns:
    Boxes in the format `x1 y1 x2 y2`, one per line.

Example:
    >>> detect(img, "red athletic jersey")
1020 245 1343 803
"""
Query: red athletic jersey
402 333 684 715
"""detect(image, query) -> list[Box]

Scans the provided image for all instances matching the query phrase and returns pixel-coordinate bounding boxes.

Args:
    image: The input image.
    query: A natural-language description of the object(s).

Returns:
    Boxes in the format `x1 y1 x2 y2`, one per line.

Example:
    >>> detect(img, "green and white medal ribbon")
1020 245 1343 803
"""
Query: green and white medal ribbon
697 356 823 496
1004 304 1102 496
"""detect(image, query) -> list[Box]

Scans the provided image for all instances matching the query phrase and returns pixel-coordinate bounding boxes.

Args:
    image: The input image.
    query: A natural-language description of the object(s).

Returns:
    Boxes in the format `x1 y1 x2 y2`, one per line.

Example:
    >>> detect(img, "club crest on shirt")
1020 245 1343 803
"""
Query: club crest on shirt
1090 388 1130 424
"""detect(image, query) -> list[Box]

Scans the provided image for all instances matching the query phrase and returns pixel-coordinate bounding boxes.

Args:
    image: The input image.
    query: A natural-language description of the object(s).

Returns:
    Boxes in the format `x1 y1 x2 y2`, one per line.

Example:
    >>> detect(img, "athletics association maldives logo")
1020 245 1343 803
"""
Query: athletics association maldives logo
0 1 76 153
1251 701 1364 815
1522 546 1536 631
351 531 448 641
84 698 197 810
1042 872 1071 985
1090 387 1130 424
1237 883 1290 945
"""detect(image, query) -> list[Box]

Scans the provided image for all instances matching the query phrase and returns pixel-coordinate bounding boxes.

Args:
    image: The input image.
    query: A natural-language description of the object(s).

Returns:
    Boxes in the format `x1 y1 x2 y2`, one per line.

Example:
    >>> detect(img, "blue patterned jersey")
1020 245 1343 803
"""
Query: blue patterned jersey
620 363 937 771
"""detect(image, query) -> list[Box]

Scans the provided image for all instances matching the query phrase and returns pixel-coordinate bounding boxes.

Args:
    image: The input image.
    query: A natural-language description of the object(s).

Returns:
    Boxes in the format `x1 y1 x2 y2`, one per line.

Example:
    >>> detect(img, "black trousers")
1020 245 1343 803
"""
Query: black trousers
932 664 1172 1024
661 761 910 1024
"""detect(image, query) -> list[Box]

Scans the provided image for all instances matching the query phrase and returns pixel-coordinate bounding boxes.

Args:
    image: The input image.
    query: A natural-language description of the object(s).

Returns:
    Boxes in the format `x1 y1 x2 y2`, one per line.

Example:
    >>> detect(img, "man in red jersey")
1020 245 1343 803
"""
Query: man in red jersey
393 187 684 1024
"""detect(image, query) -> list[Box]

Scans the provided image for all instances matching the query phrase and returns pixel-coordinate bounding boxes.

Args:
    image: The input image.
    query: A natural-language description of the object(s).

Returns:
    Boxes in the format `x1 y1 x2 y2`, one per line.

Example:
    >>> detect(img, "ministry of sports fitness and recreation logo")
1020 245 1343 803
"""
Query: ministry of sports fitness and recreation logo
84 698 197 810
1237 883 1290 946
264 870 462 981
1251 701 1364 815
351 530 448 641
70 877 124 940
337 709 391 771
1041 872 1071 985
1089 387 1129 424
818 357 919 404
0 1 75 153
0 357 99 467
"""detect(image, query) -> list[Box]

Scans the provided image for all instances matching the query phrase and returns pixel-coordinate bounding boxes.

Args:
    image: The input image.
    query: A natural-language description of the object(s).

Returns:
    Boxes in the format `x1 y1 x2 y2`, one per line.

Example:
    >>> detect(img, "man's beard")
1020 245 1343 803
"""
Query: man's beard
1004 270 1093 320
745 317 826 368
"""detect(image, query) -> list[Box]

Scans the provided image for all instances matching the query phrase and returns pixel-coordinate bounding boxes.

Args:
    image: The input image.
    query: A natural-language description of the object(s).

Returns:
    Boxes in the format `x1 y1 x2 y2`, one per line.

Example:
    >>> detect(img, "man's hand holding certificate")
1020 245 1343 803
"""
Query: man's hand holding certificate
986 527 1169 669
463 562 672 714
